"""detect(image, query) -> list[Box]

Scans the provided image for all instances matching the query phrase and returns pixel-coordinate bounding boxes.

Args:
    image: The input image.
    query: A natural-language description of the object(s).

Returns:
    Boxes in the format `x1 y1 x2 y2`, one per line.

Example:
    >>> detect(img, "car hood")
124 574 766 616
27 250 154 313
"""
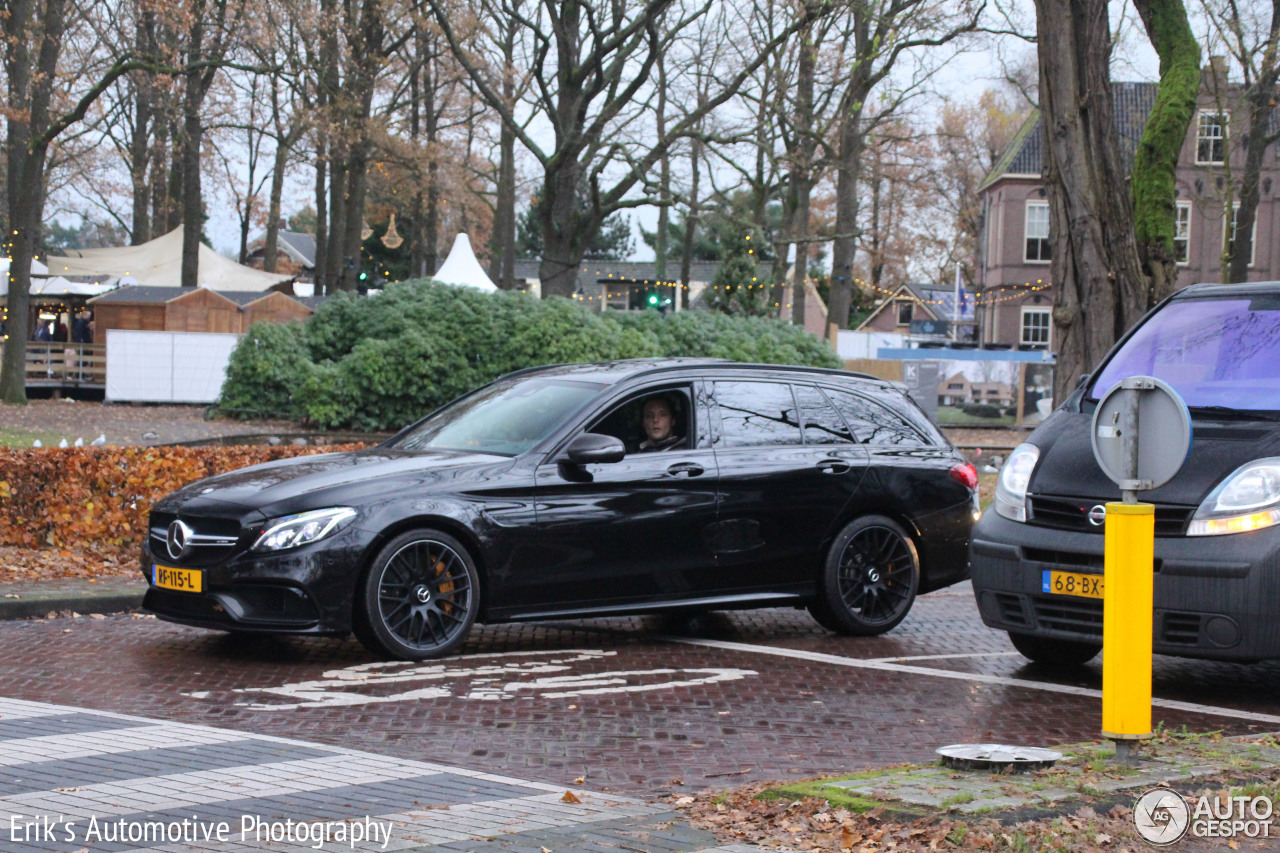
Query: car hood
1028 410 1280 506
155 447 512 516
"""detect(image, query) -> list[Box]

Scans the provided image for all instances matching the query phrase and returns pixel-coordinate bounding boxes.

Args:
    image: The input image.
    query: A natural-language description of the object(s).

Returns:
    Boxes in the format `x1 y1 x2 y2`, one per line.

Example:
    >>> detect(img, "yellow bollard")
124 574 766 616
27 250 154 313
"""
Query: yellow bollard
1102 502 1155 746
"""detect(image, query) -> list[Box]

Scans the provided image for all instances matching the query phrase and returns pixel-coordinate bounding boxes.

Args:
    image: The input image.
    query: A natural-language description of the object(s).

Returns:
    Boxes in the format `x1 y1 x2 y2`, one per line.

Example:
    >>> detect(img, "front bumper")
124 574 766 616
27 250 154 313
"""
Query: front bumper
969 510 1280 661
140 525 375 635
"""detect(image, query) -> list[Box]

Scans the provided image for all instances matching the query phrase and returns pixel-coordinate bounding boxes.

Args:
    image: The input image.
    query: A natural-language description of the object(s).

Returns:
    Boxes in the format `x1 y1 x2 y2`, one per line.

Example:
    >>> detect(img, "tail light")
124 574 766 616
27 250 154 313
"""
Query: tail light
949 461 978 490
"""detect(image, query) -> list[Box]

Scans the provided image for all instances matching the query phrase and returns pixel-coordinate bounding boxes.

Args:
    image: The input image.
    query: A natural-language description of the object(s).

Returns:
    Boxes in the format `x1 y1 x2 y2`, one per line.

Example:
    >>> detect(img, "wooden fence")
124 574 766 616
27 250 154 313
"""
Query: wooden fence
5 342 107 388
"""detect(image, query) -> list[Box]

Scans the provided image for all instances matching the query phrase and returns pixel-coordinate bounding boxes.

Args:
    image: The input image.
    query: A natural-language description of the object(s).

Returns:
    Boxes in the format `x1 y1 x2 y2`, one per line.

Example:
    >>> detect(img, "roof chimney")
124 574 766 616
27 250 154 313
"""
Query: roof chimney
1205 55 1229 87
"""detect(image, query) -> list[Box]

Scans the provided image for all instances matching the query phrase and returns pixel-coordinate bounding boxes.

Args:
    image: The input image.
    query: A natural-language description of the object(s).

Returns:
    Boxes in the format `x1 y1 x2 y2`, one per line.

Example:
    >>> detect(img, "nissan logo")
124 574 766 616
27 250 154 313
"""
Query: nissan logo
166 520 194 560
1087 505 1107 527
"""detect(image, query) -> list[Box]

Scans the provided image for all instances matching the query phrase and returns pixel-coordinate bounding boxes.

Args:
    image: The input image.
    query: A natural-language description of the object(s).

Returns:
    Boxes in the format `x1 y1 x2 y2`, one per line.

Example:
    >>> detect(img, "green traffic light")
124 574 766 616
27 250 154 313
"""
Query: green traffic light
648 294 658 305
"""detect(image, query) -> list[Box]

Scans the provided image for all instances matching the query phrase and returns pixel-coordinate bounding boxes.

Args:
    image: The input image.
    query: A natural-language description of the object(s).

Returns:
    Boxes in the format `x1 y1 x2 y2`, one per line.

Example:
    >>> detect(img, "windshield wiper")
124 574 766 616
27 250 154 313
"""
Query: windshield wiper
1189 406 1280 422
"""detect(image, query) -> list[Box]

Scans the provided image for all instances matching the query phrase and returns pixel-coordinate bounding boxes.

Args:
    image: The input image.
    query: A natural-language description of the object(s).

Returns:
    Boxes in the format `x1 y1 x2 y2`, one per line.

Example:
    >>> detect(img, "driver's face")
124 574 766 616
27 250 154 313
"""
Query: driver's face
643 400 674 442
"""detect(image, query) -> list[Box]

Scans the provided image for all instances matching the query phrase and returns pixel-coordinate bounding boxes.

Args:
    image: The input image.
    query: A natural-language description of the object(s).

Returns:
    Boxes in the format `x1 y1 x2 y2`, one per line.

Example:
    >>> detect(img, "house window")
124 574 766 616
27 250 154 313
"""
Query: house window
947 383 964 390
1025 202 1051 262
1174 201 1191 264
1197 112 1228 164
1225 203 1257 266
896 300 913 325
1021 307 1051 347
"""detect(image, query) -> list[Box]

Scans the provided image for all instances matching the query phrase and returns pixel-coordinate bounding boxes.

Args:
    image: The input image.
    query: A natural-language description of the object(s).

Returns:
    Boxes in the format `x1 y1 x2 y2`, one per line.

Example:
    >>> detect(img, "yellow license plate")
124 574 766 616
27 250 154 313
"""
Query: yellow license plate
153 564 203 593
1042 570 1103 599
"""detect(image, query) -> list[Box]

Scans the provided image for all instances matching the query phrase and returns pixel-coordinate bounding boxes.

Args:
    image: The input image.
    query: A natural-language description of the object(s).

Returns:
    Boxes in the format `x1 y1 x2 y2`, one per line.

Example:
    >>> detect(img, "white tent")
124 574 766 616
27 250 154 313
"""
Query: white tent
14 276 115 297
432 233 497 292
45 226 292 292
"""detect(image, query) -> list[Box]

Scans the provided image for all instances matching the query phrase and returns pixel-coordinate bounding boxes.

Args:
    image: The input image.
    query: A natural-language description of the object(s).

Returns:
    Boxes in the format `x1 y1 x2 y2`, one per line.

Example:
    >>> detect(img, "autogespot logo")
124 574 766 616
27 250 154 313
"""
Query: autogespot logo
1134 789 1191 845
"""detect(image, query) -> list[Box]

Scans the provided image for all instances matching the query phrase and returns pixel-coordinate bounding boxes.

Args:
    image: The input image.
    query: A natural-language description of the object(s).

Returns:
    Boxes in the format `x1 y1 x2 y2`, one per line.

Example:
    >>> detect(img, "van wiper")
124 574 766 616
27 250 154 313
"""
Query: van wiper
1189 406 1280 422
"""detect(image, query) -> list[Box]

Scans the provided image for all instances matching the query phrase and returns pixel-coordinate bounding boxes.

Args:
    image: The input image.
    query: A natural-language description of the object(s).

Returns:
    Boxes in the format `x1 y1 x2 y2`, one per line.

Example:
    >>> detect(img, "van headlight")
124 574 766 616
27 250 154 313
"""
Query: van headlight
252 508 358 552
1189 458 1280 536
994 443 1040 522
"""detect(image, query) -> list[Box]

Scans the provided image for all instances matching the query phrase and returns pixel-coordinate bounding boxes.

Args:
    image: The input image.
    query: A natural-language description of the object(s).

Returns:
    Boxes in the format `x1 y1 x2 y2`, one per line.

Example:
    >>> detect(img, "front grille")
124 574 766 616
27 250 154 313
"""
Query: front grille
1161 612 1202 646
1028 495 1193 536
994 593 1030 627
1031 596 1103 637
147 511 244 566
1023 547 1102 569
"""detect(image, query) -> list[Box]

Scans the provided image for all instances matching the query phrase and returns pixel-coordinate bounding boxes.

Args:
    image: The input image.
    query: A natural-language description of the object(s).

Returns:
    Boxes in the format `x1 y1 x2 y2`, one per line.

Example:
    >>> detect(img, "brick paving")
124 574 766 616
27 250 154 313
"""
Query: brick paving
0 588 1276 804
0 697 754 852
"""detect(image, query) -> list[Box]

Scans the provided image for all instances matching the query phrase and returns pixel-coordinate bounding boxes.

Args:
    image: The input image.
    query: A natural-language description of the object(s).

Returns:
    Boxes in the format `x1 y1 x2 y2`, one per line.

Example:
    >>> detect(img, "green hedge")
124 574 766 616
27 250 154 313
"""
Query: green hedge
220 280 841 430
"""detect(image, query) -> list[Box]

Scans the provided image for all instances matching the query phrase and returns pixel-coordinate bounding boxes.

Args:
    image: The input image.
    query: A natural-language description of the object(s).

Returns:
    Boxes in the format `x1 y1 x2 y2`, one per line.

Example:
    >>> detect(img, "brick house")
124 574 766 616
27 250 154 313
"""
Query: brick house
977 58 1280 348
937 371 1014 407
855 282 976 338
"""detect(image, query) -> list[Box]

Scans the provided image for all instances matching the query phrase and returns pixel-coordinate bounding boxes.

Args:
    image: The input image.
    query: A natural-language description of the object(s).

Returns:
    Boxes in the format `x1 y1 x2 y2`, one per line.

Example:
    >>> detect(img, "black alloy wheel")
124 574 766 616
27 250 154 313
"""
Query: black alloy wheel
1008 631 1101 667
354 529 480 660
809 515 919 636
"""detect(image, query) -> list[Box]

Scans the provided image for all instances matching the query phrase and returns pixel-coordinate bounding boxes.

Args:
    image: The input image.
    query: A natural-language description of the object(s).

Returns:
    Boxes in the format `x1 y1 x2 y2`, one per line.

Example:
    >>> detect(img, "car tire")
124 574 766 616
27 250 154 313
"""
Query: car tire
353 529 480 660
809 515 919 636
1007 631 1101 666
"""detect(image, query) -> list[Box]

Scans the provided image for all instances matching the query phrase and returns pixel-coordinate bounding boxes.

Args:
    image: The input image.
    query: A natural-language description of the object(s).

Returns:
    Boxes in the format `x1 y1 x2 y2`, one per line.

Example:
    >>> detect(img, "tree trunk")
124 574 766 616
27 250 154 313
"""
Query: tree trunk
1035 0 1148 403
180 84 203 288
263 141 289 272
827 99 866 334
0 0 66 404
423 55 440 276
1224 2 1280 284
655 53 669 284
313 150 328 288
489 19 517 288
679 134 701 311
789 13 815 328
536 158 594 298
1132 0 1200 299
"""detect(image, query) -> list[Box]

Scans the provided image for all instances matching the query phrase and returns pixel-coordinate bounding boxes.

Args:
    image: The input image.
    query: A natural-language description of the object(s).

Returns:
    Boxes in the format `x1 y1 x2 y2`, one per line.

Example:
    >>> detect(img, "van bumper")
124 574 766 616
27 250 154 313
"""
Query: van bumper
969 510 1280 661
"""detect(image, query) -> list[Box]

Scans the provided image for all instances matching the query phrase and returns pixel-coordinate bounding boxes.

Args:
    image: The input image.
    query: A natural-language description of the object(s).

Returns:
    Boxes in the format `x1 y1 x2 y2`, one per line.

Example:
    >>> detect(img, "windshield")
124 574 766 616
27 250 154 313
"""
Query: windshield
1089 296 1280 411
391 377 605 455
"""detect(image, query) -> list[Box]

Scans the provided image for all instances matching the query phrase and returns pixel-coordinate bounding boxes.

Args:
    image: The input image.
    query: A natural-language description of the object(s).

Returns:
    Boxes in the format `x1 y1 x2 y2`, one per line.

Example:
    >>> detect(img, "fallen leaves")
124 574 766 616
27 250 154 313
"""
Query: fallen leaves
561 791 582 804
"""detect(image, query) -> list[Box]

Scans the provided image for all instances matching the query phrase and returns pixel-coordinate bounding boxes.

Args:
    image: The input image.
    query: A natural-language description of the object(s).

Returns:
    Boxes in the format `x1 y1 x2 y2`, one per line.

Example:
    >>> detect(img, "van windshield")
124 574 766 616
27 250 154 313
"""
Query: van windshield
1090 297 1280 411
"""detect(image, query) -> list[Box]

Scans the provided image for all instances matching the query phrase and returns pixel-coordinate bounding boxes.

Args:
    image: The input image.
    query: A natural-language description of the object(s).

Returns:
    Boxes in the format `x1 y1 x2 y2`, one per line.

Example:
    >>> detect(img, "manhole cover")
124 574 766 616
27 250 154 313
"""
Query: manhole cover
936 744 1062 772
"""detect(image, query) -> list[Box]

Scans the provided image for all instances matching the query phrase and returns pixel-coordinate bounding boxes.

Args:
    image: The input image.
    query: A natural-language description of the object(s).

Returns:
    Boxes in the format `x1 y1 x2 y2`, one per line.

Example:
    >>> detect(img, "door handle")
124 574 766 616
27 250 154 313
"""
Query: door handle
816 460 851 475
667 462 705 477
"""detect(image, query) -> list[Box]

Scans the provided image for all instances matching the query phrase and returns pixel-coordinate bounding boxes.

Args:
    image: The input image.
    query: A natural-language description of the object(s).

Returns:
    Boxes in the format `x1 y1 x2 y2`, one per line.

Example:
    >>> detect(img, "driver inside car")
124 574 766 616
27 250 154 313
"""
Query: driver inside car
638 395 687 452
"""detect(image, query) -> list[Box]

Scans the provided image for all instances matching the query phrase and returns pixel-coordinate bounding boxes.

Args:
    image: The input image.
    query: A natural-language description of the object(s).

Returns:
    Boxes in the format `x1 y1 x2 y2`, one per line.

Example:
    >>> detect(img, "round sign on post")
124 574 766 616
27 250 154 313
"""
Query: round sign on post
1089 375 1192 765
1091 376 1192 492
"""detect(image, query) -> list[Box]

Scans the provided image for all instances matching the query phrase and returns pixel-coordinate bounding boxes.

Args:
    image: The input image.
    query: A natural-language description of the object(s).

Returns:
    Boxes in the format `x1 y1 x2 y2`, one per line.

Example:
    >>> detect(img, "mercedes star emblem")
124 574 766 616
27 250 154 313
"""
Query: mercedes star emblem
167 520 194 560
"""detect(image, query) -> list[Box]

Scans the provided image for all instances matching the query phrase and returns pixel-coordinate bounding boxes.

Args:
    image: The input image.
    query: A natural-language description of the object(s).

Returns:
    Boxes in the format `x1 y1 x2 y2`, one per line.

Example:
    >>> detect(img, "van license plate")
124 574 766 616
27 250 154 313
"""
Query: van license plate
1042 570 1103 599
153 564 203 593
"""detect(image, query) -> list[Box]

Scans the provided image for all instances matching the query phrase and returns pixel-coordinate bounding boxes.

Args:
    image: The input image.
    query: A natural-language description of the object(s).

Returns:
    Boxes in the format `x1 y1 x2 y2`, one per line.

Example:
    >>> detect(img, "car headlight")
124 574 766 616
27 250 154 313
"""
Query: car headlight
1189 458 1280 536
252 508 358 552
994 443 1040 522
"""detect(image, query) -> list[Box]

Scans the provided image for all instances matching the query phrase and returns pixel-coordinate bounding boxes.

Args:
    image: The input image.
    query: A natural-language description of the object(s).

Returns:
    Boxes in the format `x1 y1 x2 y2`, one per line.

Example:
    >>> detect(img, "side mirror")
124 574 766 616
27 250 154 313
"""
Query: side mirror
565 433 626 465
1076 374 1090 390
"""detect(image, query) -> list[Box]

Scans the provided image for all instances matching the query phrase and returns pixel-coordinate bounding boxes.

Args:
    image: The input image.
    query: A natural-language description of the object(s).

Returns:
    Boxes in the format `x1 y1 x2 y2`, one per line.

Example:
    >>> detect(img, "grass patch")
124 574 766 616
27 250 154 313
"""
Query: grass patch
940 792 976 808
0 426 65 448
758 780 885 814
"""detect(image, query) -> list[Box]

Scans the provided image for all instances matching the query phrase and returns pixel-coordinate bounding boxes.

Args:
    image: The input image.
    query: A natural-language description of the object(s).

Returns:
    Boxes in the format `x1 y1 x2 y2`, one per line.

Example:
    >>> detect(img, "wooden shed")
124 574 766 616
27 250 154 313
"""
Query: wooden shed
90 285 321 334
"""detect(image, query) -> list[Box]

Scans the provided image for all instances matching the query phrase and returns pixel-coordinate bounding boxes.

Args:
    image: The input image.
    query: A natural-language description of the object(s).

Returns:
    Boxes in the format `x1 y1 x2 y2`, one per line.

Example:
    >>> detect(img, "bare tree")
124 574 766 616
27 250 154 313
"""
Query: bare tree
0 0 150 403
427 0 810 298
1202 0 1280 284
1033 0 1198 401
825 0 985 336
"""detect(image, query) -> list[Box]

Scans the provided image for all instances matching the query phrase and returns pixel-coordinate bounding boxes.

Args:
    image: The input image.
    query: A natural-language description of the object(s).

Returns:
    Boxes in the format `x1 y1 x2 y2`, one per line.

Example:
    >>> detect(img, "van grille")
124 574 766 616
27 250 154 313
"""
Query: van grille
1031 596 1103 637
1161 612 1202 646
1028 496 1193 536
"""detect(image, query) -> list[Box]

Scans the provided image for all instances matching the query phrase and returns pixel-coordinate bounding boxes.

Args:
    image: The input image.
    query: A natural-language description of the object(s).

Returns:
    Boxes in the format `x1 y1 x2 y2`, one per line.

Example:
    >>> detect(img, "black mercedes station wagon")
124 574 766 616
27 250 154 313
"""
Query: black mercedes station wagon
144 359 978 659
971 282 1280 666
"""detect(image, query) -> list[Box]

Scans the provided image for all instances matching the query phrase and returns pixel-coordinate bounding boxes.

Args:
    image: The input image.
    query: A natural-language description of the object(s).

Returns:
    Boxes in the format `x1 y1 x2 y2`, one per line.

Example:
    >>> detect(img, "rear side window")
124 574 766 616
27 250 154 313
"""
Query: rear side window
794 385 854 444
713 381 803 447
821 386 926 446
